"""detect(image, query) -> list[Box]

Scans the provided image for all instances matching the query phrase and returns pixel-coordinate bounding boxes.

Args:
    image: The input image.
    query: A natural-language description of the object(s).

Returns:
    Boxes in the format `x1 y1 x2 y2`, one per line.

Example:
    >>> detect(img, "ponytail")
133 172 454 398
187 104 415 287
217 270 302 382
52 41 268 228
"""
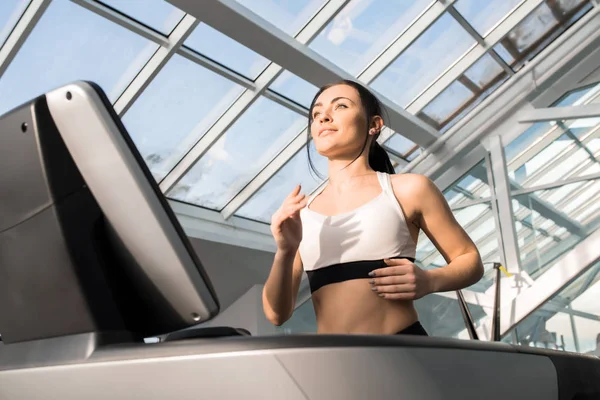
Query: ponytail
369 140 395 174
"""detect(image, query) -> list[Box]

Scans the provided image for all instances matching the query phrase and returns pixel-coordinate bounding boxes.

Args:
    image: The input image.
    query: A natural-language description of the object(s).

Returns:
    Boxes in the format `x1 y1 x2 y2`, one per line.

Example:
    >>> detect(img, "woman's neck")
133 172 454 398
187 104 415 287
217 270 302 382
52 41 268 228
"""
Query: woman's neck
326 157 375 193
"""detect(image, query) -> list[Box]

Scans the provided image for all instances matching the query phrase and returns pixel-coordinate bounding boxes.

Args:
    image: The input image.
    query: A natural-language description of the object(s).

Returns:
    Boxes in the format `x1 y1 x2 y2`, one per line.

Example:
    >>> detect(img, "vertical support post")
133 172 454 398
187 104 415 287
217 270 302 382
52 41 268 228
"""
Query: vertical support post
456 290 479 340
491 263 503 341
488 135 522 275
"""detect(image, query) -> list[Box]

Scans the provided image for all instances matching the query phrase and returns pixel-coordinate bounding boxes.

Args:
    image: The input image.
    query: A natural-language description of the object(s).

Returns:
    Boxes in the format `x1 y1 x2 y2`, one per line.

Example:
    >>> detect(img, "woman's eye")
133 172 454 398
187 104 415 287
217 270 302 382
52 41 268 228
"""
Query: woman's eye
312 112 320 119
335 103 347 109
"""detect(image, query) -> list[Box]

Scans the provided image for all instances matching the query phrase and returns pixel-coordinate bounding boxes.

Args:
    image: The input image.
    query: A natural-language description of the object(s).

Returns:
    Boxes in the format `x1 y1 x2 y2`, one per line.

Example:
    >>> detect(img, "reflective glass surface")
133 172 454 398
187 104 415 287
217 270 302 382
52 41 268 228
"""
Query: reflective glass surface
122 54 245 181
419 53 509 132
454 0 524 37
504 261 600 355
99 0 185 34
185 22 270 80
383 134 418 157
0 0 158 116
309 0 433 76
511 179 600 280
371 12 476 108
0 0 29 47
234 0 324 36
269 70 319 108
236 145 327 223
495 0 592 71
168 96 306 210
505 117 600 188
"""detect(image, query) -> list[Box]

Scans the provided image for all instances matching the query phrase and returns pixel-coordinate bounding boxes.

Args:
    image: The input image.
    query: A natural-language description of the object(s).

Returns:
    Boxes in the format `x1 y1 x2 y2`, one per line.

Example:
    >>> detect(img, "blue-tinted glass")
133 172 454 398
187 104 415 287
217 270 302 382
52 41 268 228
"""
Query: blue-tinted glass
0 0 157 116
270 70 318 108
371 13 475 108
168 97 306 210
422 54 507 130
309 0 433 76
185 23 270 80
383 134 417 156
422 81 472 125
455 0 524 37
236 145 327 223
553 83 600 107
495 1 592 69
504 122 552 163
465 53 505 88
99 0 184 34
0 0 29 47
235 0 324 36
122 54 245 181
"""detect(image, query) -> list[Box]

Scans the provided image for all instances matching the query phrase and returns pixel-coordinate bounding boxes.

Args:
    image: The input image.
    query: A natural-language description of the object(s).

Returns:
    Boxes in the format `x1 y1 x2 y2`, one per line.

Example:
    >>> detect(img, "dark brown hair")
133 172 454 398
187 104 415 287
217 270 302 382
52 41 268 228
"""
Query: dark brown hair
307 79 394 179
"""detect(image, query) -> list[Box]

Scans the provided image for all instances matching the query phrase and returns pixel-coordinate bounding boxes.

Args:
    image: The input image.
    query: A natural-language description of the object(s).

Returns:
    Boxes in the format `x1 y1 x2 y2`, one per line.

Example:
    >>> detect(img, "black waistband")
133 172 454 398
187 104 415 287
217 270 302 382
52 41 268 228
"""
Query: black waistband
306 256 416 294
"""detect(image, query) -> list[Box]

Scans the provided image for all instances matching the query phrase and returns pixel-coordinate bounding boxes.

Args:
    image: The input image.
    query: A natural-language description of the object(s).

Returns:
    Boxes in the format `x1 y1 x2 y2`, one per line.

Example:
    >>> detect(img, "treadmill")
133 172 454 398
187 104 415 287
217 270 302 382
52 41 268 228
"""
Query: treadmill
0 82 598 400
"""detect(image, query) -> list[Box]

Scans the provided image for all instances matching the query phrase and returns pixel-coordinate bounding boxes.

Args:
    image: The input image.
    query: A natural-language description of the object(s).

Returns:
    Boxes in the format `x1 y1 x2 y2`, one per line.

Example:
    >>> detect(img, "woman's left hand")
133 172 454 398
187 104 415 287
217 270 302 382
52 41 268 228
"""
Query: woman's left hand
368 259 434 300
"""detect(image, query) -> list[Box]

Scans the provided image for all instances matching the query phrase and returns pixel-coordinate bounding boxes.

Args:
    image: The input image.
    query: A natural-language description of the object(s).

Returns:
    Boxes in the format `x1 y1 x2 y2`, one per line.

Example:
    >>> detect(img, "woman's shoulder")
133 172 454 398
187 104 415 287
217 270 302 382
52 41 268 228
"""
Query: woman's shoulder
388 173 435 193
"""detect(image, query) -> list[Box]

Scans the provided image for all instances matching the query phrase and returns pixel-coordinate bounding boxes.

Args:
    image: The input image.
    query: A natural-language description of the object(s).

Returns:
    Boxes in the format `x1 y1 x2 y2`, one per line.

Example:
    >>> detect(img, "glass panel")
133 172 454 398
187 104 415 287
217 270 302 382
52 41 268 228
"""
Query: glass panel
168 97 306 210
371 13 476 108
445 160 491 207
504 261 600 355
122 54 245 181
236 145 328 223
185 23 270 80
415 294 483 339
511 179 600 280
495 0 592 71
276 299 318 334
419 53 510 133
308 0 433 76
98 0 184 35
269 70 319 108
0 0 158 116
382 134 417 157
454 0 524 37
0 0 29 47
234 0 324 36
505 117 600 188
553 82 600 107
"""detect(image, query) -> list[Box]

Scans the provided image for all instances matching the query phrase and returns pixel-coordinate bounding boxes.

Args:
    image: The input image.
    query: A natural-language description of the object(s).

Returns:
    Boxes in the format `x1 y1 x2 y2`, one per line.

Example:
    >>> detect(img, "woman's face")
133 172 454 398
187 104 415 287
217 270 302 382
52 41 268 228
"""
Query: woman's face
310 84 371 159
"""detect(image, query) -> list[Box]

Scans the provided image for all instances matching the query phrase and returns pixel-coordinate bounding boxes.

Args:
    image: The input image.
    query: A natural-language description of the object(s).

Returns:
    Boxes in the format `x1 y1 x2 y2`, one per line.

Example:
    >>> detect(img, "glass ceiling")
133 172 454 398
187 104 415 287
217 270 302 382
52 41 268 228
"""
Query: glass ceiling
0 0 595 228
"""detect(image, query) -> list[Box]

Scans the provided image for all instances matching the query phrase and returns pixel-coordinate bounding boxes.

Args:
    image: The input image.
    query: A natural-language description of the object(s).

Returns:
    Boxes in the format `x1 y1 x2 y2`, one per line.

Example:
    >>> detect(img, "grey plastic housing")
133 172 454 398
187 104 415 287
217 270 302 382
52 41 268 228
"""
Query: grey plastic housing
0 81 219 343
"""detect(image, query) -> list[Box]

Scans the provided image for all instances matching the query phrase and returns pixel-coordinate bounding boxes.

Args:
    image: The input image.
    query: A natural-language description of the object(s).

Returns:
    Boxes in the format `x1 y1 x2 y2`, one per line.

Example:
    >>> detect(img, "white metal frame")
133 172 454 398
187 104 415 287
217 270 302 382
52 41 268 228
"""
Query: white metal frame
0 0 50 78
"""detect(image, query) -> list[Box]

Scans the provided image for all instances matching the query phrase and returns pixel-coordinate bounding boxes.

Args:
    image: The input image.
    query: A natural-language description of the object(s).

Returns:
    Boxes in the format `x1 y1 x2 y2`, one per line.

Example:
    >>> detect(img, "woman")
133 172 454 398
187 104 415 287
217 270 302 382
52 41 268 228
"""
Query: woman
262 80 483 336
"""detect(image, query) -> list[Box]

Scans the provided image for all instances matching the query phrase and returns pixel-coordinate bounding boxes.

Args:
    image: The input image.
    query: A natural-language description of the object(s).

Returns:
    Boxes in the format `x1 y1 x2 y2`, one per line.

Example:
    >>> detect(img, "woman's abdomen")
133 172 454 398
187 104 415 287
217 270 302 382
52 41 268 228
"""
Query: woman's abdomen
311 279 419 335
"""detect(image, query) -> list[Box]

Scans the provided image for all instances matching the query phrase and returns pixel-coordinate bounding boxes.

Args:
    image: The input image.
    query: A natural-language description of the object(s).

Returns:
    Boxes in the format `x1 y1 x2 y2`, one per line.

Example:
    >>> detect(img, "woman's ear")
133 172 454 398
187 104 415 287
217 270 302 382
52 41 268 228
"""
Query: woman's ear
370 115 384 134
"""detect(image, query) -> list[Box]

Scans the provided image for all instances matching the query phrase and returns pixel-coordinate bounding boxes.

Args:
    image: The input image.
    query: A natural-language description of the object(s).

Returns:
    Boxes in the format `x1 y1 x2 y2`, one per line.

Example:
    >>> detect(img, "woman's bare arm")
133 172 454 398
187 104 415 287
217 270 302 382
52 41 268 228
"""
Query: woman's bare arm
262 250 304 326
396 174 484 292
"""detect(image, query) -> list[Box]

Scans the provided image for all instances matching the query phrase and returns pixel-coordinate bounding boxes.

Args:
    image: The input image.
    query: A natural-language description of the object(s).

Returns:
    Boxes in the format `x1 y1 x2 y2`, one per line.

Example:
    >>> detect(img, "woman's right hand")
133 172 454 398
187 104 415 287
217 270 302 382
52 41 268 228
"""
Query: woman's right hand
270 185 307 253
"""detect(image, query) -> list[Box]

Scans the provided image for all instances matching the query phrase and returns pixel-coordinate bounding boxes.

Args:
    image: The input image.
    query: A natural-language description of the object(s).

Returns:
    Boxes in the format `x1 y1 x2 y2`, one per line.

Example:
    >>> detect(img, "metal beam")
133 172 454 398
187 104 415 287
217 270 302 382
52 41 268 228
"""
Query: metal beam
499 228 600 335
519 103 600 123
408 7 600 180
406 0 544 114
487 135 522 273
71 0 168 46
510 172 600 196
166 0 440 147
169 200 276 253
114 14 199 116
0 0 50 79
159 0 348 194
356 0 455 83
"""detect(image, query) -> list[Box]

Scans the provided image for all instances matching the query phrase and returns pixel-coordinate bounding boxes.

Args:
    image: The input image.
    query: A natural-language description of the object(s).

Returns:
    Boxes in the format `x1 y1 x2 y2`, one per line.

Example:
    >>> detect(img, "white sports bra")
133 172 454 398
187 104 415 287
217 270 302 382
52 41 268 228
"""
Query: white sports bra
299 171 417 293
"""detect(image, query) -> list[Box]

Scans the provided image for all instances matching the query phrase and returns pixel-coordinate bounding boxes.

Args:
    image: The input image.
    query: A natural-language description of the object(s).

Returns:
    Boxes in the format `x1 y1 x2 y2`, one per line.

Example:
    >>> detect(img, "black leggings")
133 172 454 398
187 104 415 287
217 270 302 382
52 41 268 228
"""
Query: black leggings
396 321 428 336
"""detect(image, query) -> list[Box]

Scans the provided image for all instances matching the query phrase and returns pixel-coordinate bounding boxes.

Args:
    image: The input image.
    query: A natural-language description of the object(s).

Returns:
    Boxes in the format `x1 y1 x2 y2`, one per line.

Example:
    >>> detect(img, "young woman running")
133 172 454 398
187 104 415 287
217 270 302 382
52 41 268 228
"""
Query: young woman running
262 80 483 336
